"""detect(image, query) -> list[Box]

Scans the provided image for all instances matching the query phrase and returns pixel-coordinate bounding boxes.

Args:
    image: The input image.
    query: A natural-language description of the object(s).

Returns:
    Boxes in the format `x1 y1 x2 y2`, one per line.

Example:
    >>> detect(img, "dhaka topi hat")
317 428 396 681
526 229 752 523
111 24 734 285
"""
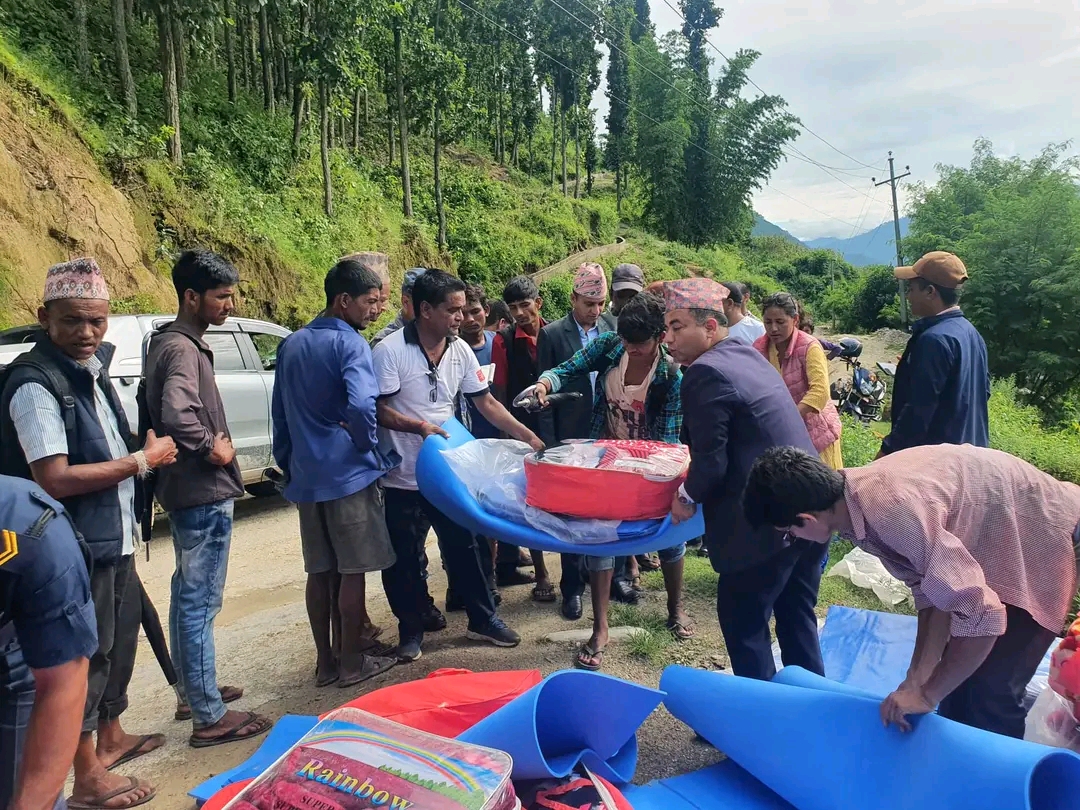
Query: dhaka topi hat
661 278 729 312
43 258 110 303
572 262 608 300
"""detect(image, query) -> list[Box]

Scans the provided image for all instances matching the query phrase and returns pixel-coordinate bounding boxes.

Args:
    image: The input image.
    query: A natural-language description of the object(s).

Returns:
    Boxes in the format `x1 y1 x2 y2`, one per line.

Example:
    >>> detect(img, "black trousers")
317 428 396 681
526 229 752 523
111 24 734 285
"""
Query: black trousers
715 538 827 680
382 488 496 640
937 604 1057 739
494 541 522 577
85 553 140 733
560 554 586 600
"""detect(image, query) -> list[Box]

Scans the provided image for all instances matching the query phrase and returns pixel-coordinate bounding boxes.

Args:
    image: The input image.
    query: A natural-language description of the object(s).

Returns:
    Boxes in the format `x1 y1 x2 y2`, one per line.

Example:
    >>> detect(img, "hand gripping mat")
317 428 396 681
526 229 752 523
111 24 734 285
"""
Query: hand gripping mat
458 669 664 784
415 418 705 556
661 664 1080 810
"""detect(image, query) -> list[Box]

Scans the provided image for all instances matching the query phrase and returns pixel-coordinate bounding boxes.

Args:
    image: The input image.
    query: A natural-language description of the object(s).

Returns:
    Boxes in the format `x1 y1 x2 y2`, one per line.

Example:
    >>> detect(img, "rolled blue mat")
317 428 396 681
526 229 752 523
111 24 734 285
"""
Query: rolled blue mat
415 418 705 556
458 669 664 784
660 665 1079 810
623 759 797 810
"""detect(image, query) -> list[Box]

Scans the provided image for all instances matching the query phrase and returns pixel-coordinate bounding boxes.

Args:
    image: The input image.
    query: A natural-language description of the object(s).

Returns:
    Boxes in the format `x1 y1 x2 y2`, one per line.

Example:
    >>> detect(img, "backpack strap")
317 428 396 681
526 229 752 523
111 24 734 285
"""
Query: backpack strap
6 355 78 448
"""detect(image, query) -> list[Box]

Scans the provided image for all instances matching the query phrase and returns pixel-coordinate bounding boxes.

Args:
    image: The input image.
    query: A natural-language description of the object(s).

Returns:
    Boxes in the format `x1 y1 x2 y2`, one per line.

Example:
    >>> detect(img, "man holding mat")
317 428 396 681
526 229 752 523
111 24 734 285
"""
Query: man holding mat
743 444 1080 738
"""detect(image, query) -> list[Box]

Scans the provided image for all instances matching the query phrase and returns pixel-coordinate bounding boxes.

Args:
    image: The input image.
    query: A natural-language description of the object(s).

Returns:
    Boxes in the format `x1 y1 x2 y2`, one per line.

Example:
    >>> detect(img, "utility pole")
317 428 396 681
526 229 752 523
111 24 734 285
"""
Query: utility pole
873 152 912 324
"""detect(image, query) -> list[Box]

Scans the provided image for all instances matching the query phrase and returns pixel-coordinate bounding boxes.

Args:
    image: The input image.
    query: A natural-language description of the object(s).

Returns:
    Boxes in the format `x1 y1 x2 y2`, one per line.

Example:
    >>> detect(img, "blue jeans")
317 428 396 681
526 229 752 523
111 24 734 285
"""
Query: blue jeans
168 500 234 728
0 630 65 810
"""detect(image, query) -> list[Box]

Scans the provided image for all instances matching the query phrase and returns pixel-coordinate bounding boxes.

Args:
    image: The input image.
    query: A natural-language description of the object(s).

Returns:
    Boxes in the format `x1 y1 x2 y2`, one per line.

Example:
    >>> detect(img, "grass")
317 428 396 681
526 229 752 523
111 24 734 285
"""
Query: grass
609 545 916 667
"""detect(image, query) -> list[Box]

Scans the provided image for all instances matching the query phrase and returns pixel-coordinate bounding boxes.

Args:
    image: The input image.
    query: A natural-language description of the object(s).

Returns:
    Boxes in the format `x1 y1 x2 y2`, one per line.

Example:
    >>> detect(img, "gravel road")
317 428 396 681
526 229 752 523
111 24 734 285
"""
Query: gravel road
107 496 723 808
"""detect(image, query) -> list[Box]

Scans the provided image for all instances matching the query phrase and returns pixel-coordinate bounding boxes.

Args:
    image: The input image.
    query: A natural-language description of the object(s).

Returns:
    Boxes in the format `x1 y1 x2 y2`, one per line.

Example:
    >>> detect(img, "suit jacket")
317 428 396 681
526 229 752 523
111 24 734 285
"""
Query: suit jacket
681 339 818 574
536 312 617 445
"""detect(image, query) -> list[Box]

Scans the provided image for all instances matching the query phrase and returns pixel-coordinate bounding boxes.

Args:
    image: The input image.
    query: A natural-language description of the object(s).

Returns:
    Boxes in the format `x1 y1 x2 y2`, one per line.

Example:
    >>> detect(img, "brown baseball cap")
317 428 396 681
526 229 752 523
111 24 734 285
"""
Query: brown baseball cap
895 251 968 289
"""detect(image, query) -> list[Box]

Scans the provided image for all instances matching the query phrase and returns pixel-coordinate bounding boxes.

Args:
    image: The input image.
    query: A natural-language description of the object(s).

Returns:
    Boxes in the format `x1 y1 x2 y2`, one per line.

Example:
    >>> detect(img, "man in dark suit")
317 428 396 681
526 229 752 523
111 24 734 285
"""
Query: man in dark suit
663 278 826 681
536 264 618 620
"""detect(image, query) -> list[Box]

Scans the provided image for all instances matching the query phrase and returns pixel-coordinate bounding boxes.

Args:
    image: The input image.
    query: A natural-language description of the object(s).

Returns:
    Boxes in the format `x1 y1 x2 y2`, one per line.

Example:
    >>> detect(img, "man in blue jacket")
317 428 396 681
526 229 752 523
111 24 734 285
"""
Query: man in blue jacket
881 252 990 455
272 259 399 689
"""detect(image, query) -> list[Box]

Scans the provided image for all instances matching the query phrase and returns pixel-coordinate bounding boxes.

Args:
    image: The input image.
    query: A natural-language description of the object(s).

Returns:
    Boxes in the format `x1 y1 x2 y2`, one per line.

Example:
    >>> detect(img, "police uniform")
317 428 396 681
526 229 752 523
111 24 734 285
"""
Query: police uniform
0 475 98 809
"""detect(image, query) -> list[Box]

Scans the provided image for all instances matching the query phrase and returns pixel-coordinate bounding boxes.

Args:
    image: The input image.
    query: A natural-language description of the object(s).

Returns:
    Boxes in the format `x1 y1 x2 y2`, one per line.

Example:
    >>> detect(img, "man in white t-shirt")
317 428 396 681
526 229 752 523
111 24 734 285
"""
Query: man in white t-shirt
721 282 766 345
372 269 544 662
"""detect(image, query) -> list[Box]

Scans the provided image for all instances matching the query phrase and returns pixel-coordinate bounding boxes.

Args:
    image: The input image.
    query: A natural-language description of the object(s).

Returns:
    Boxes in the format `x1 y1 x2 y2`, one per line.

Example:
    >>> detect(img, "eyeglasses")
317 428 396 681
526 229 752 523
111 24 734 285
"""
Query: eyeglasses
426 367 440 403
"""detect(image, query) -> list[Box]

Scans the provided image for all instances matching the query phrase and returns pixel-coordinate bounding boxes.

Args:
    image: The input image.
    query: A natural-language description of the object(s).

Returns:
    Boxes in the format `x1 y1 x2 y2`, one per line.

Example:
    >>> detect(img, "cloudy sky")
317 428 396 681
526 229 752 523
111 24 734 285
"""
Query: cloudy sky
590 0 1079 240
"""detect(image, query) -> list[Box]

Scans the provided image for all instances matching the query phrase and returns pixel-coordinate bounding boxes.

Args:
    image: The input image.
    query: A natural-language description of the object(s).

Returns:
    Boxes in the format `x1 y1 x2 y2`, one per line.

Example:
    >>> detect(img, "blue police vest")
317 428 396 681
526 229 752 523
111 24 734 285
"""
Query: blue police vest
0 338 136 566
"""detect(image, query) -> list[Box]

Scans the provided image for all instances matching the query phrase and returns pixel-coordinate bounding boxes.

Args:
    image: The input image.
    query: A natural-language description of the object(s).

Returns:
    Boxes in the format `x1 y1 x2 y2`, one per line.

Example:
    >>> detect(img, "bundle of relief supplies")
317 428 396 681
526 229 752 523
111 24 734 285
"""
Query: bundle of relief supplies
523 440 689 522
1025 617 1080 752
224 707 519 810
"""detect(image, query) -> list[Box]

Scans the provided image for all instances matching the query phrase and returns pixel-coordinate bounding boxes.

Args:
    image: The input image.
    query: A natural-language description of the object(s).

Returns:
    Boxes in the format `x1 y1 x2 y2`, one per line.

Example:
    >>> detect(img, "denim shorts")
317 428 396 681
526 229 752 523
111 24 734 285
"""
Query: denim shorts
585 544 686 573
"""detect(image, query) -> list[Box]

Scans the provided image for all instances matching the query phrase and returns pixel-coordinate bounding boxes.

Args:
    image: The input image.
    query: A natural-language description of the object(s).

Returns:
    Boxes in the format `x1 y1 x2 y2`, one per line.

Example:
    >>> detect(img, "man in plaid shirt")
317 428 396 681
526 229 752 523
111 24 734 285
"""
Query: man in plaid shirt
744 444 1080 738
534 292 691 671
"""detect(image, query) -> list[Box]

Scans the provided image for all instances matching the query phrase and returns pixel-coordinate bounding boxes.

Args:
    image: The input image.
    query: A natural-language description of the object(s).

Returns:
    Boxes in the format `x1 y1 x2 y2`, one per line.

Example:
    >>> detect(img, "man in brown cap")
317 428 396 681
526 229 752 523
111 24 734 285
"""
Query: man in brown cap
880 251 989 455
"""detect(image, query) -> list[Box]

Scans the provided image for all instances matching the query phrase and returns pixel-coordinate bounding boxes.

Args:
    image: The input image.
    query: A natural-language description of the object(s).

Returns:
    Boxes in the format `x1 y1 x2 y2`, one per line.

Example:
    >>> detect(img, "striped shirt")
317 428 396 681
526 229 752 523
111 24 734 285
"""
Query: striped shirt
8 355 137 555
843 444 1080 637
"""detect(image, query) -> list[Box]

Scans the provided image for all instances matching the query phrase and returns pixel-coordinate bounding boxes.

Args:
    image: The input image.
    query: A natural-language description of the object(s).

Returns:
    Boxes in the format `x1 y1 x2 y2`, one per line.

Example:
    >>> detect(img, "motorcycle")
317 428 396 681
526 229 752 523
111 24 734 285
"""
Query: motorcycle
829 337 892 424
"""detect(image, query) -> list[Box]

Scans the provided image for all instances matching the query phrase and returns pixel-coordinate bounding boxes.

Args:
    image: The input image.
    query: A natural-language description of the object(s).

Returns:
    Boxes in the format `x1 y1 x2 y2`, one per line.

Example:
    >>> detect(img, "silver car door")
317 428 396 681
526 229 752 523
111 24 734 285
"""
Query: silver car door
238 323 290 469
202 329 269 482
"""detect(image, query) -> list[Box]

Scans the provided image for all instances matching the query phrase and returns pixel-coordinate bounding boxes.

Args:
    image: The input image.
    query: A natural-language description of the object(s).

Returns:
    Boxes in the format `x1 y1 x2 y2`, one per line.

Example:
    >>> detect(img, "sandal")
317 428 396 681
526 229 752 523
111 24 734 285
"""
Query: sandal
175 685 243 721
666 618 696 641
532 582 557 603
104 734 166 771
573 643 606 672
68 777 156 810
630 575 645 593
636 553 661 572
360 624 384 641
358 638 398 657
189 711 272 749
337 654 397 689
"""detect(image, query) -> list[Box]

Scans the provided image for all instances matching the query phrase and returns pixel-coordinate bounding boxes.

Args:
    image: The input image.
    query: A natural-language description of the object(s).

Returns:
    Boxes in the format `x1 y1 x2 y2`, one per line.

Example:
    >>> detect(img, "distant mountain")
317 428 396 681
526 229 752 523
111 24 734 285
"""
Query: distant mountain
805 218 911 267
752 214 805 246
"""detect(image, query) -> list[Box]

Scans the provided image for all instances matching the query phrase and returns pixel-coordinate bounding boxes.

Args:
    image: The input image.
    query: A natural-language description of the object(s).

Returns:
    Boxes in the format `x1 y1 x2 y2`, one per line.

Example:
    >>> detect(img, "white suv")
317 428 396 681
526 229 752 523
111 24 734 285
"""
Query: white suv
0 315 291 495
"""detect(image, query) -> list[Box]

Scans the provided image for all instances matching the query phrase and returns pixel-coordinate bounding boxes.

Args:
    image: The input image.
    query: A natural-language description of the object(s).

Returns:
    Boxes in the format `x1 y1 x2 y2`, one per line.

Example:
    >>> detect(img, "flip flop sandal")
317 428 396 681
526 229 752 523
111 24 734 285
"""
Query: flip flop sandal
630 575 645 593
175 685 243 721
68 777 156 810
666 619 696 641
337 654 398 689
531 583 557 603
573 643 606 672
105 734 166 771
636 554 662 571
189 712 272 749
357 639 397 657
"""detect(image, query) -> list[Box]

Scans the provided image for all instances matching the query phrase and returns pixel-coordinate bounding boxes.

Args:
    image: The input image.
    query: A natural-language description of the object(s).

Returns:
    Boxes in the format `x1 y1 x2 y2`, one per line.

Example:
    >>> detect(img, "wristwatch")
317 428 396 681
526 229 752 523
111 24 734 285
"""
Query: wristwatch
676 484 695 506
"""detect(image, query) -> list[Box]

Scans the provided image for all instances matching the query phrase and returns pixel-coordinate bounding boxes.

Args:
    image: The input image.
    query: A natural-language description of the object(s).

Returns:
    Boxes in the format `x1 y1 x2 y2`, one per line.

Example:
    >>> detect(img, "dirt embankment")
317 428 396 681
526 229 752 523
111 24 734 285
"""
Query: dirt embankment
0 69 174 327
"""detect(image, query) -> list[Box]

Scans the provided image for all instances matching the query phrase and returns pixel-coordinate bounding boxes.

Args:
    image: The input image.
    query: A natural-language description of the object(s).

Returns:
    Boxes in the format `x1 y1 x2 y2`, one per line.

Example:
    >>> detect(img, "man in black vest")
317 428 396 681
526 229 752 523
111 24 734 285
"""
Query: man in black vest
0 259 177 808
490 276 552 600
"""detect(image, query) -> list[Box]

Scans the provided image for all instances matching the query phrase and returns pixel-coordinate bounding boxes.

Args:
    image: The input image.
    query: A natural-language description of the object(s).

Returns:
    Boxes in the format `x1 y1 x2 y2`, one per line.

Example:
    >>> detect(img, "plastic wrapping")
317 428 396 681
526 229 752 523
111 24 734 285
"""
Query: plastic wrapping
224 707 518 810
825 546 912 607
441 439 620 544
1025 687 1080 752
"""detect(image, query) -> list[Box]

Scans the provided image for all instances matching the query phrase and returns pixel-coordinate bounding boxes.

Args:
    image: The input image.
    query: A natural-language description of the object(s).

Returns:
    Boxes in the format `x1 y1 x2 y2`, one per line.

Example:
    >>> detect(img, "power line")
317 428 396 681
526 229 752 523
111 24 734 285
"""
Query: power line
456 0 864 234
655 0 883 172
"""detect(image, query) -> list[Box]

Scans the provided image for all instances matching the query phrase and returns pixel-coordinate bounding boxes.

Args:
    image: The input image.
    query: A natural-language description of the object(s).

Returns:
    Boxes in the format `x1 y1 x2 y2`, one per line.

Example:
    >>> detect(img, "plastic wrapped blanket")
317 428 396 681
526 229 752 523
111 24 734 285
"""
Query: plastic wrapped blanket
415 419 705 556
441 439 621 544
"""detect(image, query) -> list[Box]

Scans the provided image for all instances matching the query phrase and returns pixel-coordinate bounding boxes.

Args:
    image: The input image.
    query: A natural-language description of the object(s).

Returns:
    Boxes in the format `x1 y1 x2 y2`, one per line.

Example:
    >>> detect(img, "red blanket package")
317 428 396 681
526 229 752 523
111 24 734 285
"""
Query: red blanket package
224 708 518 810
524 440 689 521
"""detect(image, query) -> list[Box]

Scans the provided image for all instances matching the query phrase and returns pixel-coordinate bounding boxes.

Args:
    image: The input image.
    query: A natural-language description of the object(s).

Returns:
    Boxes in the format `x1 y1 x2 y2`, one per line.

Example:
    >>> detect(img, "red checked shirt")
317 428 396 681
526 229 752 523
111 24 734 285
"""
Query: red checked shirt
843 444 1080 638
